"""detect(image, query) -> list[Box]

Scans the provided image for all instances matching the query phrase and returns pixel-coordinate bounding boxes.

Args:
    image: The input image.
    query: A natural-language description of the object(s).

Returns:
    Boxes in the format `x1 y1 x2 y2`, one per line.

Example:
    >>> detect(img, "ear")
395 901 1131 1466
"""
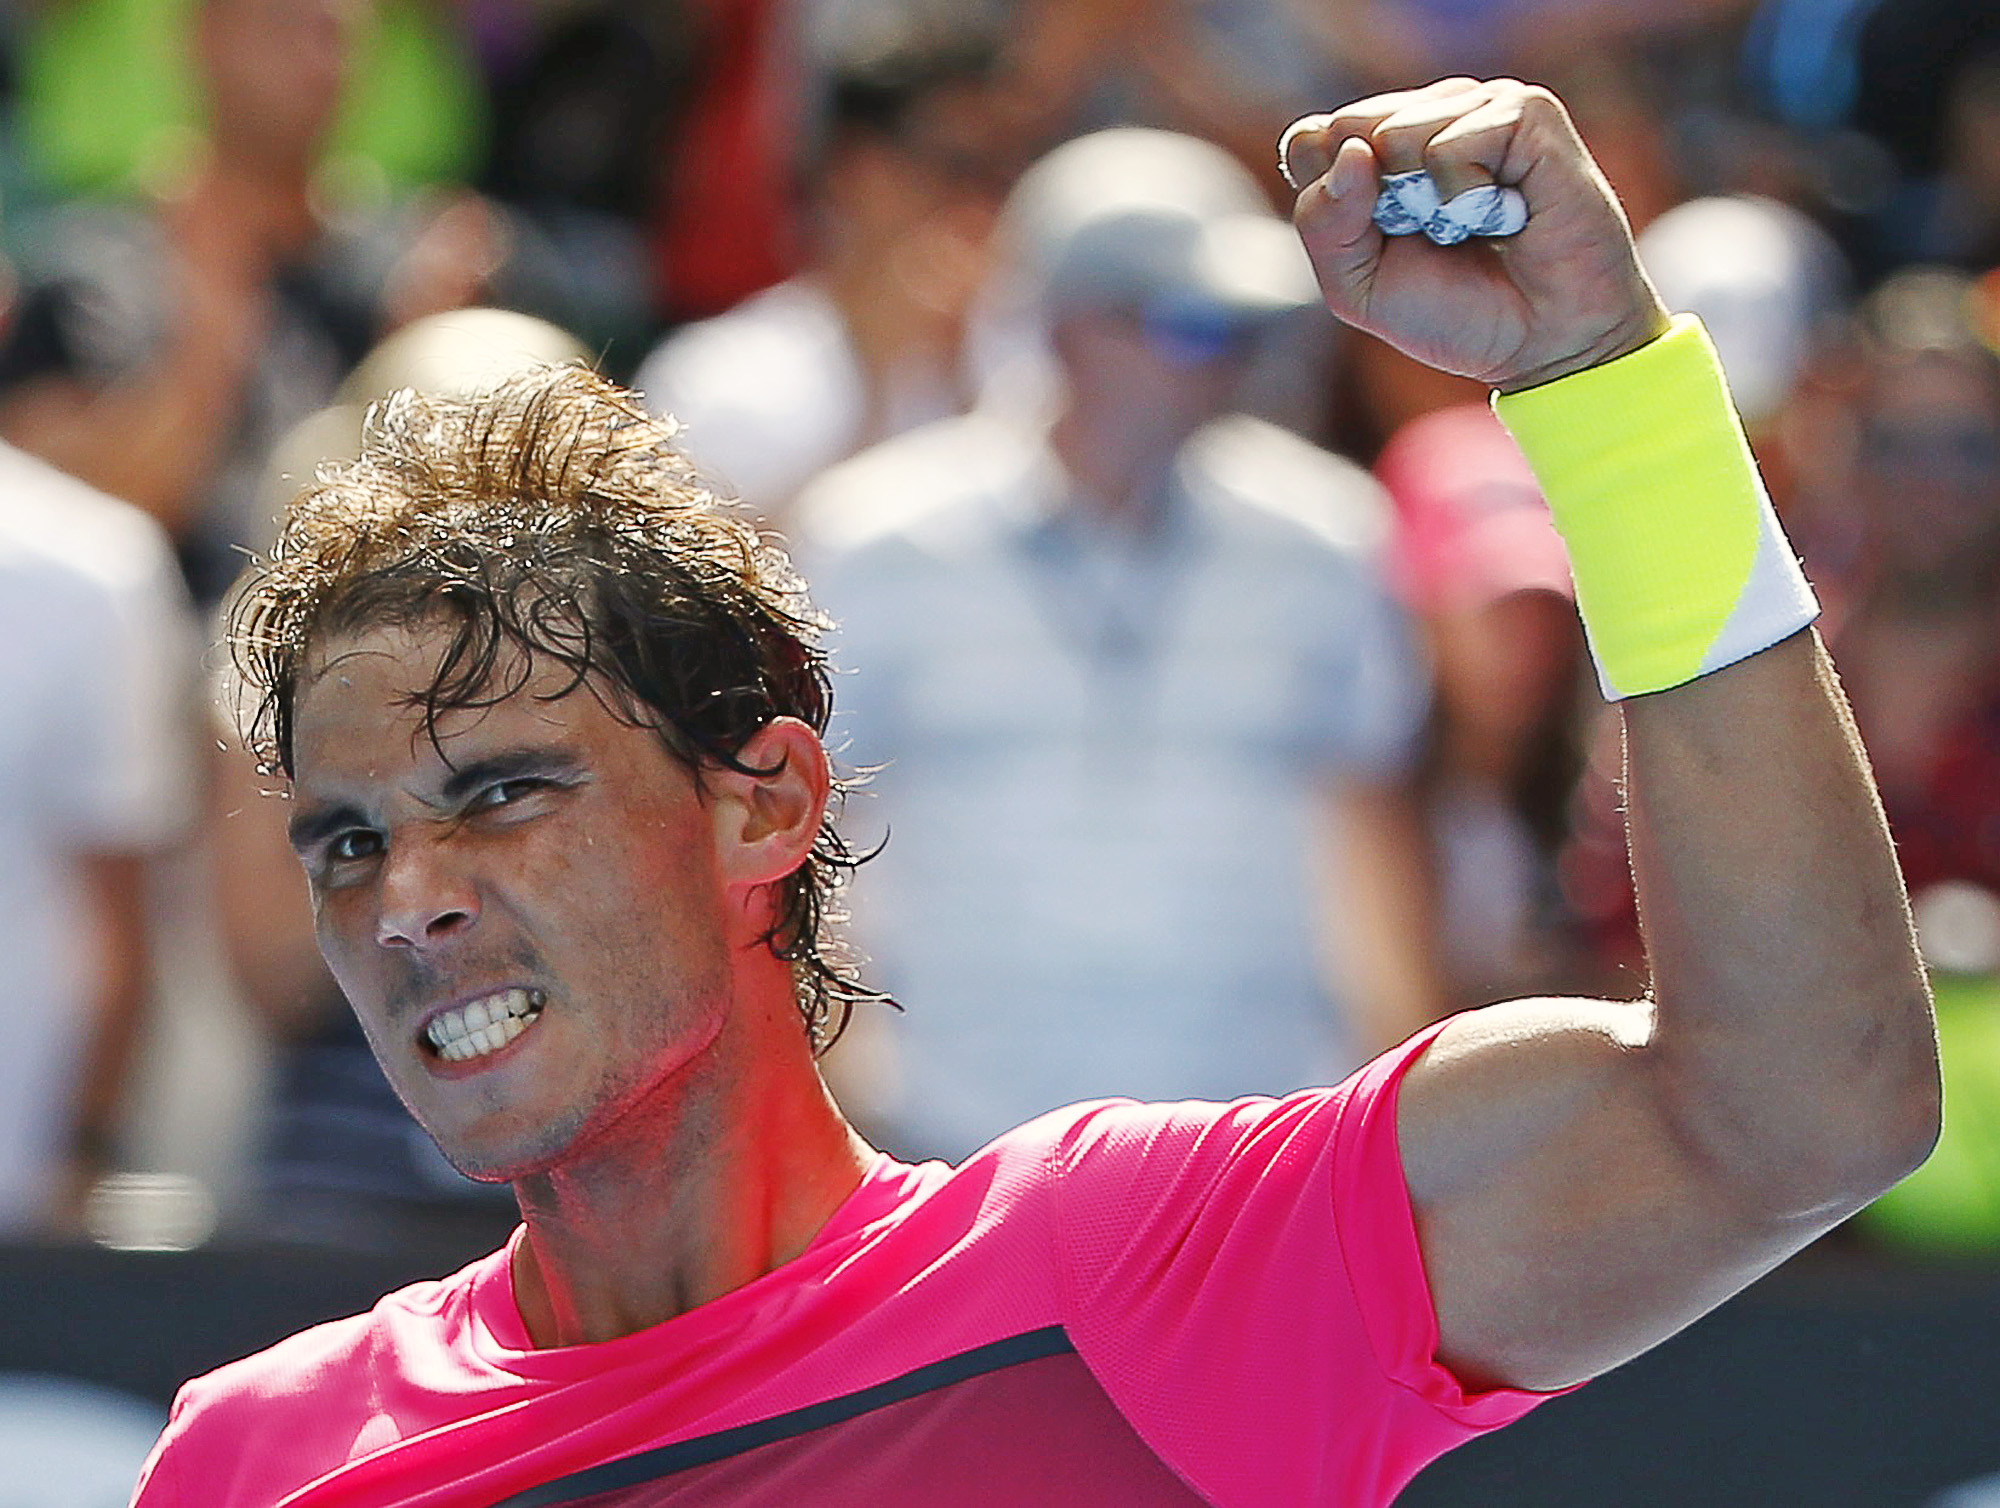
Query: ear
709 718 831 891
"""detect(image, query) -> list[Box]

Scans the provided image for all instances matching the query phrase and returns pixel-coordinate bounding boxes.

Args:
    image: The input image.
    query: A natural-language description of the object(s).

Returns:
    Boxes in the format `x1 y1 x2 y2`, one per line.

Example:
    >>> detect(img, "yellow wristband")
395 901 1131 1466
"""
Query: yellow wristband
1494 314 1819 700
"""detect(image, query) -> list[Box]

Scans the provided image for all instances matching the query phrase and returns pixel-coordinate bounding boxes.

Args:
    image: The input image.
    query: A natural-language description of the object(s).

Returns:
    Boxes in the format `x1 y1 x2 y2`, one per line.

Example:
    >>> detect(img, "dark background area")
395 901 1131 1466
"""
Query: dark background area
1405 1251 2000 1506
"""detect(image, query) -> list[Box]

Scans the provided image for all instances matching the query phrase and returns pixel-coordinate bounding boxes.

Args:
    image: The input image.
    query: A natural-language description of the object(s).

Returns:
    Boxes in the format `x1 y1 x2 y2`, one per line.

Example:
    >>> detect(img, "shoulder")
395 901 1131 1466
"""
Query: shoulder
138 1264 487 1502
792 411 1042 555
1179 414 1393 560
973 1082 1362 1220
174 1306 387 1415
1019 1032 1457 1284
1046 1089 1352 1206
863 1095 1303 1249
138 1310 389 1503
176 1265 466 1408
817 1104 1272 1300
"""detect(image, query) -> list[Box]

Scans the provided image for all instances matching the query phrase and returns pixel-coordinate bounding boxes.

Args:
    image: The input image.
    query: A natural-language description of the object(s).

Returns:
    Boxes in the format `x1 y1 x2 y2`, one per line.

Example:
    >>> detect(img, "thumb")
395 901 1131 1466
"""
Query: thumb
1289 135 1384 322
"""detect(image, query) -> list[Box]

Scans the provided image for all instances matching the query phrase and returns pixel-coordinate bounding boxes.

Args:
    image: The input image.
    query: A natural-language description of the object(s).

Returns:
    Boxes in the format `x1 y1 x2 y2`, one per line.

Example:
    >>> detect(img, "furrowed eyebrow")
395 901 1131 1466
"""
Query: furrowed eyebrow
437 746 588 806
287 800 367 856
285 748 585 855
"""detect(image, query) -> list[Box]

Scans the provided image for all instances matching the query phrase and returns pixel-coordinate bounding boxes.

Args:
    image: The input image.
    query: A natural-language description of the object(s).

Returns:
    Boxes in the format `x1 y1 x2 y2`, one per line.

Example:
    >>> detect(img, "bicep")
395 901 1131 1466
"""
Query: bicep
1394 996 1796 1392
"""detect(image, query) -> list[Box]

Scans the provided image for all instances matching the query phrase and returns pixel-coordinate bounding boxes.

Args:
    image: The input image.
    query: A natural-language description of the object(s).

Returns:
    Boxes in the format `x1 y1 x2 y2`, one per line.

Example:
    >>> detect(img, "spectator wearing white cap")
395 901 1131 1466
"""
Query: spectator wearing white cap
795 126 1442 1160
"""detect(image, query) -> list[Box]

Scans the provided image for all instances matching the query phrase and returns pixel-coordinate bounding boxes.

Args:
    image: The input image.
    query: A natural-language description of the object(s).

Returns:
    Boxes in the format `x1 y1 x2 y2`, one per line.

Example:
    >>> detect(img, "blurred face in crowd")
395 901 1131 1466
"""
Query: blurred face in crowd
285 618 740 1182
1856 349 2000 590
1055 305 1251 445
198 0 365 172
820 73 1020 286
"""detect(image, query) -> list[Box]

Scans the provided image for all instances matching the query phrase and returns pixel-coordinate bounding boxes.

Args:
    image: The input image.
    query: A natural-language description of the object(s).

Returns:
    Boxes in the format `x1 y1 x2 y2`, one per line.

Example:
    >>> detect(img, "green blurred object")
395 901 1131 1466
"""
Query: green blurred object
15 0 486 200
1862 969 2000 1251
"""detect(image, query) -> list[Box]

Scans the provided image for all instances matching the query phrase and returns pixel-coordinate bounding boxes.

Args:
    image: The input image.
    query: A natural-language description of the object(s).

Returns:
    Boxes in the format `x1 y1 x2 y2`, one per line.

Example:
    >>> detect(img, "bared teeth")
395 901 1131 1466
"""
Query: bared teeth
425 988 545 1061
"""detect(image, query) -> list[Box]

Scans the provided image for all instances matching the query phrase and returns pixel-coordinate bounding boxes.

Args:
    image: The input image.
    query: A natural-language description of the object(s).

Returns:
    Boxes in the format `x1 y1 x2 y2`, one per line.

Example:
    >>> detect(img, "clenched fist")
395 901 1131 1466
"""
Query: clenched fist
1280 78 1670 392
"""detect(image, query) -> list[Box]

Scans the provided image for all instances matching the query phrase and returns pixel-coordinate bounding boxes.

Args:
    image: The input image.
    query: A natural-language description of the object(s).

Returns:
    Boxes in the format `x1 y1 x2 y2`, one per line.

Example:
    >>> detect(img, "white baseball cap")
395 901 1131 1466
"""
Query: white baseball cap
1638 195 1850 425
997 127 1320 329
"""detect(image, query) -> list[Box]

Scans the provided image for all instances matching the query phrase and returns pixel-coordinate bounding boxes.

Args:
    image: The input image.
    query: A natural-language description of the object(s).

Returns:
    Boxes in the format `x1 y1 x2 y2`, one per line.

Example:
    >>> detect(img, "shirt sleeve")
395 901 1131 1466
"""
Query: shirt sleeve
1051 1026 1559 1506
128 1384 192 1507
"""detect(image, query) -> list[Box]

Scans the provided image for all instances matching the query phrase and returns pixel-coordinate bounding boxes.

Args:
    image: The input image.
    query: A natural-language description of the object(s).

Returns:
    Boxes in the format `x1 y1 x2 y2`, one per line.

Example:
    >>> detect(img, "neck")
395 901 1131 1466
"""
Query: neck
507 970 872 1348
1048 400 1186 531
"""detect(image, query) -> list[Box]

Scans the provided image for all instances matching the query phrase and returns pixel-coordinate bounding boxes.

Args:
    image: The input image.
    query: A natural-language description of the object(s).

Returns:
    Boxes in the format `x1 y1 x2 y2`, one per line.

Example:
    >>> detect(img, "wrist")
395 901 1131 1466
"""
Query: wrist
1494 313 1819 700
1495 298 1672 395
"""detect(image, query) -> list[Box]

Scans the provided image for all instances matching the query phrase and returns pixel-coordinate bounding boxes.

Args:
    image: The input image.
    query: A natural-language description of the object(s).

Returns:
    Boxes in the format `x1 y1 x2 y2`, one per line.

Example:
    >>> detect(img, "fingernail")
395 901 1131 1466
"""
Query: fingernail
1277 114 1335 191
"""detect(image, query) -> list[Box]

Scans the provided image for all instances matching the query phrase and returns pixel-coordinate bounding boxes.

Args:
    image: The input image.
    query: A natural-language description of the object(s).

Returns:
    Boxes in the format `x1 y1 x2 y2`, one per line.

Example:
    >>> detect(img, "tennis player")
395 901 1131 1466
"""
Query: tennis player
131 78 1939 1506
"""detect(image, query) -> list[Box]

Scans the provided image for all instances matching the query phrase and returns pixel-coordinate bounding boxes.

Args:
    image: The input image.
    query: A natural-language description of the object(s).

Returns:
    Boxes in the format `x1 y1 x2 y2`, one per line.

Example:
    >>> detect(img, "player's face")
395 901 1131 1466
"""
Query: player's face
286 618 736 1181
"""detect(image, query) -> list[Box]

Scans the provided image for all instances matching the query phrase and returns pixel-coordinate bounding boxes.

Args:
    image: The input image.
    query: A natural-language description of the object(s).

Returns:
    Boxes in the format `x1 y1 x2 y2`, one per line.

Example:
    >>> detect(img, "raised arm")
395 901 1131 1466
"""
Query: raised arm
1282 78 1939 1393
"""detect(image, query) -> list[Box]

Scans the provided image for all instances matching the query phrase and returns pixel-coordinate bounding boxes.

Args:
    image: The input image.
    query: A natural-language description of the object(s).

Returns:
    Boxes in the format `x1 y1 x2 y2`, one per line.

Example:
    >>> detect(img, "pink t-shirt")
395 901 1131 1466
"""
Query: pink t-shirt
131 1028 1553 1505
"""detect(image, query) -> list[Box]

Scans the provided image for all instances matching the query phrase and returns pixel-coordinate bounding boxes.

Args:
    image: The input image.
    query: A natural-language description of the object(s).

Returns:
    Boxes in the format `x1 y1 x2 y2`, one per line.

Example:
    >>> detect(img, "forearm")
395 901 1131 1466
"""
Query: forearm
1497 317 1941 1211
1284 78 1942 1391
1624 632 1938 1214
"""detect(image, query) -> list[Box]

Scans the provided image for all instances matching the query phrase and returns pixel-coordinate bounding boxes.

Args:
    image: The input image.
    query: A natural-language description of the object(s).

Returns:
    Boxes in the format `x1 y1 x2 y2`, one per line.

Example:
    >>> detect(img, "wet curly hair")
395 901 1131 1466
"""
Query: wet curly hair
230 363 885 1049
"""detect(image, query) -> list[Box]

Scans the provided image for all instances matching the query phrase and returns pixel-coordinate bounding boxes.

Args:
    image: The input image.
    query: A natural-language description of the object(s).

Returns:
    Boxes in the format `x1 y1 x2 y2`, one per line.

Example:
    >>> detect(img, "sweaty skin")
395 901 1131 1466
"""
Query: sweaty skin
1281 78 1938 1391
288 621 872 1348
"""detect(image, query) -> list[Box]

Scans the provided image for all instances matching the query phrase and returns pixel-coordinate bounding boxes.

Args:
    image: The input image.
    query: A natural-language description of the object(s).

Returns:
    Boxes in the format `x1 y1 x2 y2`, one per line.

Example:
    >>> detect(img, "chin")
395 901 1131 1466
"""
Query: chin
426 1106 595 1187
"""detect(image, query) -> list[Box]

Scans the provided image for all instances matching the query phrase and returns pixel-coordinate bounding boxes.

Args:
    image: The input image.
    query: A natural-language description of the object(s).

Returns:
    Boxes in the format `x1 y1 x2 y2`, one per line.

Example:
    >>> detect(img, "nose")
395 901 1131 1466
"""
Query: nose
374 829 479 950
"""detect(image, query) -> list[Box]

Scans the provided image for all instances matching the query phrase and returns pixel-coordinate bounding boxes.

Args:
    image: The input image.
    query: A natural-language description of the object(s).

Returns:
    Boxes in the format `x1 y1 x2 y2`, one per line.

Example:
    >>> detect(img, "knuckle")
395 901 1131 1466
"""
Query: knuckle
1364 120 1410 162
1516 83 1565 119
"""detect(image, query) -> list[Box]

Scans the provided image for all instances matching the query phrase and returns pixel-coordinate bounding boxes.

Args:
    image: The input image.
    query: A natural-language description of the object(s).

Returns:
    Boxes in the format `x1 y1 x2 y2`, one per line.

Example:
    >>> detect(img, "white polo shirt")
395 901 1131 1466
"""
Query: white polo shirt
0 440 195 1227
797 408 1428 1158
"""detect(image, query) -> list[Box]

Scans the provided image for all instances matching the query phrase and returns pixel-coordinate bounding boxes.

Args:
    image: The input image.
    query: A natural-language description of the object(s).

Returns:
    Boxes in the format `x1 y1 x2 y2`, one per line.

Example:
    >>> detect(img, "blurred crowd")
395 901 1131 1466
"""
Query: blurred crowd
1 0 1998 1268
